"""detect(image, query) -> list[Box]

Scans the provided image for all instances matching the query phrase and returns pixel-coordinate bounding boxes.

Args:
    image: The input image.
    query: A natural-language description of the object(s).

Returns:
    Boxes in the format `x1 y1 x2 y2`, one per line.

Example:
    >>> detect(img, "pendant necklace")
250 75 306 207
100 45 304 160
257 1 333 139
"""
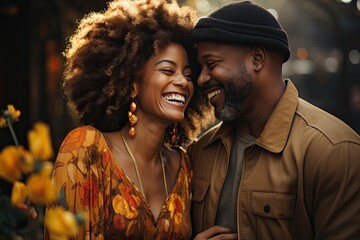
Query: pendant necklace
121 135 168 201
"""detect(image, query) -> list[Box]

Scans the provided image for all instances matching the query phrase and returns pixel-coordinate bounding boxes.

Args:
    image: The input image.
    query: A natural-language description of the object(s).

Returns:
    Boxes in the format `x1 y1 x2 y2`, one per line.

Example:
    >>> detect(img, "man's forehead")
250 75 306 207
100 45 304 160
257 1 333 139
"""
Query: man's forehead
197 41 249 55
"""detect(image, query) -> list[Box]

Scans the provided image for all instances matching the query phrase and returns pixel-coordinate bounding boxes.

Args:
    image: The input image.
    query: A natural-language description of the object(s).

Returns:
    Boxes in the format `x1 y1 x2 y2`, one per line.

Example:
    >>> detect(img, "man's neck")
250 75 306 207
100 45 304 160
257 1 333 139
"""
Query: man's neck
237 81 286 137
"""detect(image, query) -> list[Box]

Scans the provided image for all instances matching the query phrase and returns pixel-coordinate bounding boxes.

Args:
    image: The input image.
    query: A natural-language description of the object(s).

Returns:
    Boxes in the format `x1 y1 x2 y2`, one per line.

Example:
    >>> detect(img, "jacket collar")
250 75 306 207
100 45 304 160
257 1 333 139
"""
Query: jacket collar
204 79 298 153
255 79 298 153
204 121 235 150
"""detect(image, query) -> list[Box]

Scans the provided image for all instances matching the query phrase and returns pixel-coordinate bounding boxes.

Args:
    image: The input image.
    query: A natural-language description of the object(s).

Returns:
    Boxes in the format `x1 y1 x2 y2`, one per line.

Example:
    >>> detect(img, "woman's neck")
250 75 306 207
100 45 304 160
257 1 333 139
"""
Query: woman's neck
119 120 166 166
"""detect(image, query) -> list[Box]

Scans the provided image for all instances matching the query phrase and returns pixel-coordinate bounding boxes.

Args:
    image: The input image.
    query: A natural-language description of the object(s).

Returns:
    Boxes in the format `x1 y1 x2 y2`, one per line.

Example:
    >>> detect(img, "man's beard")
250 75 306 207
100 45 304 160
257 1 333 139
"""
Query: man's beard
216 63 253 122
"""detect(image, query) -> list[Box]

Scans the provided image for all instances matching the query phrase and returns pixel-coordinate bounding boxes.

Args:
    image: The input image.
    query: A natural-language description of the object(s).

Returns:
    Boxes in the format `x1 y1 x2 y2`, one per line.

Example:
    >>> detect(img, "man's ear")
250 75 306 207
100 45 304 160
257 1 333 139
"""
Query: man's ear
252 47 266 71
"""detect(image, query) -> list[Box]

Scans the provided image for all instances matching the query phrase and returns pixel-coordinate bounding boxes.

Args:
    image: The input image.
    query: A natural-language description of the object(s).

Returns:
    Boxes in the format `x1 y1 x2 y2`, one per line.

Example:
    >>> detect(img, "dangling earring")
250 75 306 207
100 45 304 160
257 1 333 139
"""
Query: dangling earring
170 123 177 145
128 97 138 138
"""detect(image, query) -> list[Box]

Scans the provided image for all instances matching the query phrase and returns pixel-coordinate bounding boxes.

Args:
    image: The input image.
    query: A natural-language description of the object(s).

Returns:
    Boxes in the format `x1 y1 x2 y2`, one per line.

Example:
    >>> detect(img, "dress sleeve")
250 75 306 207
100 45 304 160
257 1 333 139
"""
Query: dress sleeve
45 126 106 240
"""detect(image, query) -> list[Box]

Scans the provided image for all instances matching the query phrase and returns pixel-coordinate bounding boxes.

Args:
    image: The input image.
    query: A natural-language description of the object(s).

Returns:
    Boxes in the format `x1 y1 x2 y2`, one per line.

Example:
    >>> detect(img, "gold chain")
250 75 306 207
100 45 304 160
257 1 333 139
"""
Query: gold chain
121 135 168 200
160 150 168 197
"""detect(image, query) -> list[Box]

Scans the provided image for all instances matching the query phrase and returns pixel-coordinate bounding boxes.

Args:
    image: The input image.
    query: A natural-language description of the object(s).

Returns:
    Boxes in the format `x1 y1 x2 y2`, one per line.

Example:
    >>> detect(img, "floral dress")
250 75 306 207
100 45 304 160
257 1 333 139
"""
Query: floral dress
45 126 192 240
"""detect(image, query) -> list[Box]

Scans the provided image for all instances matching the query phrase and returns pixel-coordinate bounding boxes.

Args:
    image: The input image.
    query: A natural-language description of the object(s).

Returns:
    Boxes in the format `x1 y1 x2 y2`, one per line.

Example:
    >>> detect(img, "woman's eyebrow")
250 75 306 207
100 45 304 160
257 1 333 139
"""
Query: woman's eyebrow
155 59 176 66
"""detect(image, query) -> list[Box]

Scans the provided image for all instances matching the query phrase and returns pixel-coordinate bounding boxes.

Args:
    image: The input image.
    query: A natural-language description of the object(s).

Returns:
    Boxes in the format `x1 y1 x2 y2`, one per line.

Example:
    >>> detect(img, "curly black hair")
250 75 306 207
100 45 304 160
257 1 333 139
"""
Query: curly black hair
62 0 214 146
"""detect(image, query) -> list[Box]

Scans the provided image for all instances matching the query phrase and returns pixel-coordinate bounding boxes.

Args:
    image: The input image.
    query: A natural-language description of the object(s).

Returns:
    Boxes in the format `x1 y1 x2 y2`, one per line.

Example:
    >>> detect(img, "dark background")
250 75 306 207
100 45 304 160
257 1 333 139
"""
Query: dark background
1 0 359 153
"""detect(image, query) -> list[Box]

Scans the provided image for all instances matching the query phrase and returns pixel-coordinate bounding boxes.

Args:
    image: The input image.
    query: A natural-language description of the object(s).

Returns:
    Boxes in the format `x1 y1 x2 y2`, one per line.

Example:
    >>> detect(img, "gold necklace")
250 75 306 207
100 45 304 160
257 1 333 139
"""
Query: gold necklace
121 135 168 200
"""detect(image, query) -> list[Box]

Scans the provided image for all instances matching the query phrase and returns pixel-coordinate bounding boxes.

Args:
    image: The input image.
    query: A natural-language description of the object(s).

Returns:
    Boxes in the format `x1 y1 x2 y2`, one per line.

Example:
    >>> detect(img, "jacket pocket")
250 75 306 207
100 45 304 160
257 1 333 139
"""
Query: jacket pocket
191 178 210 235
250 191 296 218
192 178 210 202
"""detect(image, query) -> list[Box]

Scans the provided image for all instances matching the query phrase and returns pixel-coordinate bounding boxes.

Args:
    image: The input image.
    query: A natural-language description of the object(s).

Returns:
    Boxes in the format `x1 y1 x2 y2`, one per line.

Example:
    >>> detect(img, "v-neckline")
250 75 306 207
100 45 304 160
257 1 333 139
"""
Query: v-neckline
100 132 184 223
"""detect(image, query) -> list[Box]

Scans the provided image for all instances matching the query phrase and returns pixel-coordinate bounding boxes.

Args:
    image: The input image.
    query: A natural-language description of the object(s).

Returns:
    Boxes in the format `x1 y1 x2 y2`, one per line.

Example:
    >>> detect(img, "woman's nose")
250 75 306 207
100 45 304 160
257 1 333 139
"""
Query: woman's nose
173 74 189 88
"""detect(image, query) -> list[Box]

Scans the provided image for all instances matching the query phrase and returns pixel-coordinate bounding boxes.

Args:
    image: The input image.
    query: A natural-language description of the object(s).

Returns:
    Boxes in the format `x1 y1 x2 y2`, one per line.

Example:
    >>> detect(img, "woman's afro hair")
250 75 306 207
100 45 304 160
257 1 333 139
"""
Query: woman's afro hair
62 0 214 146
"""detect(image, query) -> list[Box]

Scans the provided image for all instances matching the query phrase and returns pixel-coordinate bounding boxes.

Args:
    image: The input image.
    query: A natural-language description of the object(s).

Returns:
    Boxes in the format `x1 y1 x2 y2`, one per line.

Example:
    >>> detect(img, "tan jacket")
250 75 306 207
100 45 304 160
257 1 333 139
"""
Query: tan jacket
188 80 360 240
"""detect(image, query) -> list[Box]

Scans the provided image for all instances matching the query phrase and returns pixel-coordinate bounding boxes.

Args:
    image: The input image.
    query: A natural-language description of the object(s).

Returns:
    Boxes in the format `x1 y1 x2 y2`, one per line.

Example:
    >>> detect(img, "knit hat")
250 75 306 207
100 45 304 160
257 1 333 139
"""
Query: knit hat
191 1 290 62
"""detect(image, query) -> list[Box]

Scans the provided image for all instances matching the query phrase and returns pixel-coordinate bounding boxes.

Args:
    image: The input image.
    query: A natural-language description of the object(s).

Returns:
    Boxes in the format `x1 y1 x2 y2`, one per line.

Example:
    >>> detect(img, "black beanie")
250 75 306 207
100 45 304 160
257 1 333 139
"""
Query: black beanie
191 1 290 62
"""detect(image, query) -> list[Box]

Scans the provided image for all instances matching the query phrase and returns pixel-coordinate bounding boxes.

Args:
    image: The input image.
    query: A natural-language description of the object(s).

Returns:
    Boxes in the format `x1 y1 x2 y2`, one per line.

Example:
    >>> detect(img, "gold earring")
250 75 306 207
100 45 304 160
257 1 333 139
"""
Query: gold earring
128 98 137 138
170 123 177 145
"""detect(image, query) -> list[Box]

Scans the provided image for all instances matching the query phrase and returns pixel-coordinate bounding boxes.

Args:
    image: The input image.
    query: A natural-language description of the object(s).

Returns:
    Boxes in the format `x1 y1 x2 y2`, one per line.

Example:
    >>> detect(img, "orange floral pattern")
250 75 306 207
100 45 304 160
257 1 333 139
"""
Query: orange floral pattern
166 193 185 225
79 178 99 207
44 126 192 239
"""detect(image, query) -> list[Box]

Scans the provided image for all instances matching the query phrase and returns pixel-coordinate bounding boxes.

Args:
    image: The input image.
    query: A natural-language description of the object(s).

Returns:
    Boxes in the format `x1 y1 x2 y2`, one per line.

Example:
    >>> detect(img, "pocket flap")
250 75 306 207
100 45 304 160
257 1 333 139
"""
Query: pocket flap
250 192 296 218
192 178 210 202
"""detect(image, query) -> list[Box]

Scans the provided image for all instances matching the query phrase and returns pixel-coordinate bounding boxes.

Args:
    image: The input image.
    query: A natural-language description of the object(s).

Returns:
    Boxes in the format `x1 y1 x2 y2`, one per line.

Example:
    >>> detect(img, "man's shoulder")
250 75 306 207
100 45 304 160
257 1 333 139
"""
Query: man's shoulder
295 99 359 145
192 121 224 145
187 122 225 153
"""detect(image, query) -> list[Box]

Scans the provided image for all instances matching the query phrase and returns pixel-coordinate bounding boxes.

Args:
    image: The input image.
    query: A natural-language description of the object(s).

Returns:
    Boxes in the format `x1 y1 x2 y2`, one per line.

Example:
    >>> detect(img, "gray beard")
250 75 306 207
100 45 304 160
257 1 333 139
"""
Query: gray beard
216 94 243 121
216 63 253 122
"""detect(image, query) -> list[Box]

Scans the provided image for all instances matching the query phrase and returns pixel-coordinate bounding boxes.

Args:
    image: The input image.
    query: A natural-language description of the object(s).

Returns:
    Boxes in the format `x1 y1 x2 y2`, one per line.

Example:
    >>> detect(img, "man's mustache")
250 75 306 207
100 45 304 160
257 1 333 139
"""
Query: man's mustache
200 82 223 93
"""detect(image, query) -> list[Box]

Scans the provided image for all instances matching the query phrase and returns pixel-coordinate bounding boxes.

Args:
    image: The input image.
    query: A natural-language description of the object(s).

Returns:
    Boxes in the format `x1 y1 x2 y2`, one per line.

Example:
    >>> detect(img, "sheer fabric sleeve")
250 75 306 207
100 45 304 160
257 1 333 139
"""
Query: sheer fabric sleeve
45 126 106 240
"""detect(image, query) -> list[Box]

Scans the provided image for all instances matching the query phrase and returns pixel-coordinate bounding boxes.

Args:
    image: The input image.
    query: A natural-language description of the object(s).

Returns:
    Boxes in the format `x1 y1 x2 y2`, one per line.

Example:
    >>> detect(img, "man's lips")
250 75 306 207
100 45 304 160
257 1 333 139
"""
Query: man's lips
207 89 221 100
202 84 222 99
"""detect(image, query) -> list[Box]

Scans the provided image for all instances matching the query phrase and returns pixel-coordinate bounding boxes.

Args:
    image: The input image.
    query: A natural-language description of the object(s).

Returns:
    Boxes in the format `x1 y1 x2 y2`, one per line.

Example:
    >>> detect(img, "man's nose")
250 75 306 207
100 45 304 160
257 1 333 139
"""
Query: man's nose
197 68 211 87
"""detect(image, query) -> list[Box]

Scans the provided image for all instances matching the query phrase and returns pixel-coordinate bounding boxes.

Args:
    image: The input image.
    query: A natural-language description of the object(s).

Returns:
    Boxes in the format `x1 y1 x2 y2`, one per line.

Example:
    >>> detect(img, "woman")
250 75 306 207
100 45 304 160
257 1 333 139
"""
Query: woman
44 0 213 239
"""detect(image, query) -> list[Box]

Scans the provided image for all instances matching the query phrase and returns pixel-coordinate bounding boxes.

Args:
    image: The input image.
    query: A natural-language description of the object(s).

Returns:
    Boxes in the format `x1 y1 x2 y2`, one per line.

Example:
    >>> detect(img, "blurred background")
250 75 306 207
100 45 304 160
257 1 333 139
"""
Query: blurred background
1 0 359 153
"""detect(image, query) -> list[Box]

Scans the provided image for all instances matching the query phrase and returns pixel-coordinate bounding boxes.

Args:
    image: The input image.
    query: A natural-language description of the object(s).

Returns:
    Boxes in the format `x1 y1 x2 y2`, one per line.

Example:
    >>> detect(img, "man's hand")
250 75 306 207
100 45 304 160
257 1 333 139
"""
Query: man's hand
193 226 238 240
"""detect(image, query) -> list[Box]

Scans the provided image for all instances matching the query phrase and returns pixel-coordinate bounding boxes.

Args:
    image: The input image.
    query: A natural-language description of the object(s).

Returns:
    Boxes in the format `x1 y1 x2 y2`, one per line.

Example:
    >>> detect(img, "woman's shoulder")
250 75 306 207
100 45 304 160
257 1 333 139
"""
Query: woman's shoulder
67 125 100 135
58 125 104 154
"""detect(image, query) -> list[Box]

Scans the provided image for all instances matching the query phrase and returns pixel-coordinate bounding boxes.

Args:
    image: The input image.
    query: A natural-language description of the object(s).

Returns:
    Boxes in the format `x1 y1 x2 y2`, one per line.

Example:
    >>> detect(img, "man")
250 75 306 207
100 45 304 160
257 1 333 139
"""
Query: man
188 1 360 239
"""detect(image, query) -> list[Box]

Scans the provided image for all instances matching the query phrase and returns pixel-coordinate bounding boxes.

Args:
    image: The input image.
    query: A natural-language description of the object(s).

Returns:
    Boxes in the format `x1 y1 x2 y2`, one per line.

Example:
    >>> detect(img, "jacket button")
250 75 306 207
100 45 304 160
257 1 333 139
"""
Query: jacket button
264 205 271 213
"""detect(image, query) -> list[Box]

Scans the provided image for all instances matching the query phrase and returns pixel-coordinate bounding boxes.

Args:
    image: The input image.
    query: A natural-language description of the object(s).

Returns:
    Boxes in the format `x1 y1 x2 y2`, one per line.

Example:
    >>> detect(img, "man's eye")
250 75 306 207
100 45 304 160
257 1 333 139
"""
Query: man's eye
206 62 216 69
184 74 193 81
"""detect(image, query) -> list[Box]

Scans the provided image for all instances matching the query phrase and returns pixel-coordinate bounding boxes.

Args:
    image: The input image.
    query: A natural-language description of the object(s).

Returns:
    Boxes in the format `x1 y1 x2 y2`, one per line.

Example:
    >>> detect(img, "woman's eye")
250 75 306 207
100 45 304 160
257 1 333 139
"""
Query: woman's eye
161 69 174 75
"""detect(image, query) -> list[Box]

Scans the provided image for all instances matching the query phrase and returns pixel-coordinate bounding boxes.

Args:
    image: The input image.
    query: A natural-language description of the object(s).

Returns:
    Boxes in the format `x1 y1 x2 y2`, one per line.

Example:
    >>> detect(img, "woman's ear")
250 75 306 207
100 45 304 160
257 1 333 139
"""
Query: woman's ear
252 47 266 71
131 82 138 98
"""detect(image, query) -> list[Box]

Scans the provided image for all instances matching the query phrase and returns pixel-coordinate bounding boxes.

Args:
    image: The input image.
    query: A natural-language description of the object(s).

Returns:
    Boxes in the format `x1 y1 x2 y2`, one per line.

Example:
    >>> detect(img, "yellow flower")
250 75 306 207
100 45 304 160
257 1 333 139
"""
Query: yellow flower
0 104 20 127
45 206 79 240
166 193 185 225
6 104 21 121
38 161 54 177
112 195 138 219
0 116 7 128
11 181 26 206
27 122 54 161
0 145 22 182
18 147 35 174
26 174 57 205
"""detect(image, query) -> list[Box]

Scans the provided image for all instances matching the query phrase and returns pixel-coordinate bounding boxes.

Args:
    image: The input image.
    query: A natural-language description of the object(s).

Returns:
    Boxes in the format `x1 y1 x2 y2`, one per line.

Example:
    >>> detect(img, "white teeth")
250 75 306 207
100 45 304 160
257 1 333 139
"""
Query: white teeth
207 89 221 99
164 93 186 104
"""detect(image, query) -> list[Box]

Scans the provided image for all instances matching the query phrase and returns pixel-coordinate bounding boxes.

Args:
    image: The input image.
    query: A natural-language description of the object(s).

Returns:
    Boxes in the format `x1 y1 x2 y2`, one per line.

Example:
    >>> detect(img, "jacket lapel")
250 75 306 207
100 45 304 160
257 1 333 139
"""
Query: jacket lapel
256 79 299 153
